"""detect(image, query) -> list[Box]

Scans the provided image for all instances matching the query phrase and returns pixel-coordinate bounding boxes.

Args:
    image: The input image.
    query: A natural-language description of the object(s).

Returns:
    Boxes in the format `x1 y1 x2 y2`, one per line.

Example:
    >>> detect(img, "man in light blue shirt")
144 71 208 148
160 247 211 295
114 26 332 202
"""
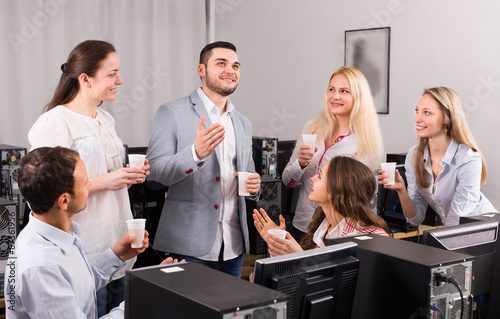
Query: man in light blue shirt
4 146 149 318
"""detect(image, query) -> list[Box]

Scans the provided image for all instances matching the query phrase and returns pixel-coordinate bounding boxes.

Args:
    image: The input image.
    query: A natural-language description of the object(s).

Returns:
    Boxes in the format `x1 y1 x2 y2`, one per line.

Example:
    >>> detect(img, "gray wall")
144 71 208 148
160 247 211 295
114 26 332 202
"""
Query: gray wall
213 0 500 209
1 1 499 209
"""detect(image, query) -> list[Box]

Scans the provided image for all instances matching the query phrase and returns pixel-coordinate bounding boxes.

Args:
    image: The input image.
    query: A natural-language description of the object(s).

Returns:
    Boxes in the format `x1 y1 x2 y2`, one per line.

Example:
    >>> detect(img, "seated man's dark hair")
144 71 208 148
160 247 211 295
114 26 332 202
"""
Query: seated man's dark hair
18 146 80 214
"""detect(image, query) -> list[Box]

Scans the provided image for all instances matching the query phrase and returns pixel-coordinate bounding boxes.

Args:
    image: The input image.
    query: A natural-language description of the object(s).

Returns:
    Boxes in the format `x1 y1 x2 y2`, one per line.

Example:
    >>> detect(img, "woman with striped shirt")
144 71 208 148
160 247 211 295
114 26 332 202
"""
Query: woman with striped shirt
254 156 389 256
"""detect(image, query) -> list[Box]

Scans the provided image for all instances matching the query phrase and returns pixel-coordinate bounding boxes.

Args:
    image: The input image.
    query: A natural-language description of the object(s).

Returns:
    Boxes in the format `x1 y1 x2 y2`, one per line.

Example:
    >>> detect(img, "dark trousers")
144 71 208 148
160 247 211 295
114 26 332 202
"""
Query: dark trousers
97 277 125 316
168 243 244 278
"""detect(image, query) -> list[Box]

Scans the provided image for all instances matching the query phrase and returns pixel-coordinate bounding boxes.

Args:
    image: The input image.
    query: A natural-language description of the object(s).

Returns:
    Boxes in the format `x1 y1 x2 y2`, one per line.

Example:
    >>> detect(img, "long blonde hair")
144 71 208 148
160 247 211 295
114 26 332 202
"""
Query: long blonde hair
300 66 383 163
414 87 487 188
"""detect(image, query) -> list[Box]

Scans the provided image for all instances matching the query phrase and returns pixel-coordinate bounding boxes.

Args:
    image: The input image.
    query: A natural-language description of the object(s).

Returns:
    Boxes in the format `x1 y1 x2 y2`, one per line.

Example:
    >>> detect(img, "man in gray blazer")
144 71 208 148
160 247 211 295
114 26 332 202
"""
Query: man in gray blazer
147 41 261 277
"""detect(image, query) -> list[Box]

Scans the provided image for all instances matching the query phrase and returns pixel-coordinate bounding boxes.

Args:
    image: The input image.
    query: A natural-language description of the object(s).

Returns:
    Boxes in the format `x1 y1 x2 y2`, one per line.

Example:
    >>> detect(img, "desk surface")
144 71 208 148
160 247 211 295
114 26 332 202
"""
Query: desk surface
391 224 442 240
243 225 443 266
242 224 443 266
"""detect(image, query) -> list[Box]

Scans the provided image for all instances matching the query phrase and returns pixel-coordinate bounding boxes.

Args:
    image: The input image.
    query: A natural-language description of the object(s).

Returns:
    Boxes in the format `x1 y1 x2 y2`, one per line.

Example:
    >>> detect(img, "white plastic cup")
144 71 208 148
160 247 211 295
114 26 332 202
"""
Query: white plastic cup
128 154 146 181
238 172 252 196
126 218 146 248
268 229 287 239
381 162 397 185
302 134 317 150
128 154 146 169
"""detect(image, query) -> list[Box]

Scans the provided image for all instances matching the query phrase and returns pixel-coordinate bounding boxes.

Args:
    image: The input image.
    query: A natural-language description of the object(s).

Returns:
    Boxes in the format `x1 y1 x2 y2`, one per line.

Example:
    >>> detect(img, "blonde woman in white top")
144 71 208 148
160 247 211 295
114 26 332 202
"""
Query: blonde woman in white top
28 40 149 316
282 66 383 242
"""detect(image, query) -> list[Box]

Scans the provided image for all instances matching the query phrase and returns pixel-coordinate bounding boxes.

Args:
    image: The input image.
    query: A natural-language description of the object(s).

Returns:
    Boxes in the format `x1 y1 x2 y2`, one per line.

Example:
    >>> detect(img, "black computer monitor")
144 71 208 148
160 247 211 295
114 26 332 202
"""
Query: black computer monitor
460 213 500 317
126 262 289 319
277 139 296 178
253 242 359 319
326 234 474 318
422 220 499 297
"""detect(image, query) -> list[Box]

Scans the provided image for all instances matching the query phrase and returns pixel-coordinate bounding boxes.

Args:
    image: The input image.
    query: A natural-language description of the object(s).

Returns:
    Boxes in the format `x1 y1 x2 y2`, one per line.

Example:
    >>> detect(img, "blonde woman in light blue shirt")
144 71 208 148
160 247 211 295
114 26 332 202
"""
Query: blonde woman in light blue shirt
379 87 496 226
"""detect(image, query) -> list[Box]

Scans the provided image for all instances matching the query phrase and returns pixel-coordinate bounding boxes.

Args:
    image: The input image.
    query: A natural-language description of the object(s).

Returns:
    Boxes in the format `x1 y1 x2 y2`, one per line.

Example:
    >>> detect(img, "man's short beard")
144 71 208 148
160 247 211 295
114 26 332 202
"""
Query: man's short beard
206 75 238 97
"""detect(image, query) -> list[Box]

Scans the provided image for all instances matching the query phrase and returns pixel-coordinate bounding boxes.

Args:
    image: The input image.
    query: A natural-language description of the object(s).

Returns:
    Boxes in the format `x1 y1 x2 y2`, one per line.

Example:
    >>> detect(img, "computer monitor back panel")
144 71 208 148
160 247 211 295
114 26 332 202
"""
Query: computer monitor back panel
254 242 360 319
422 220 498 297
430 218 500 318
452 214 500 317
327 235 473 319
125 262 288 319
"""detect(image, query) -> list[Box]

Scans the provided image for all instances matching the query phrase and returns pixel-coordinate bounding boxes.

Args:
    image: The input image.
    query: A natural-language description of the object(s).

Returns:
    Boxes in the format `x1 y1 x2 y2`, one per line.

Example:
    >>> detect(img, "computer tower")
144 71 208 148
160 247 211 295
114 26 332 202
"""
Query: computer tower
328 235 474 319
0 145 26 168
281 183 300 217
276 140 301 218
1 145 27 221
276 140 296 179
0 198 18 298
129 180 169 268
246 178 286 255
259 179 282 219
123 145 170 266
460 213 500 318
251 137 278 179
6 166 26 221
125 262 288 319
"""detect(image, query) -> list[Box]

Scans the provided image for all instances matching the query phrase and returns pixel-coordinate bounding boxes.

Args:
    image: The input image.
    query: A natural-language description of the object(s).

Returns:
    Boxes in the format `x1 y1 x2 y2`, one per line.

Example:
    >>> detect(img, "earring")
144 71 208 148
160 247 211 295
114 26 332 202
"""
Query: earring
87 84 91 88
444 128 448 133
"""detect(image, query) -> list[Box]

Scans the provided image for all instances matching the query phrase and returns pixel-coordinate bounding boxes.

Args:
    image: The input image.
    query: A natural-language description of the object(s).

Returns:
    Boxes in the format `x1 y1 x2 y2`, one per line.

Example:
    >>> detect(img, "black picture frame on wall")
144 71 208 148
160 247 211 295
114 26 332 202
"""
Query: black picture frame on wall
345 27 391 114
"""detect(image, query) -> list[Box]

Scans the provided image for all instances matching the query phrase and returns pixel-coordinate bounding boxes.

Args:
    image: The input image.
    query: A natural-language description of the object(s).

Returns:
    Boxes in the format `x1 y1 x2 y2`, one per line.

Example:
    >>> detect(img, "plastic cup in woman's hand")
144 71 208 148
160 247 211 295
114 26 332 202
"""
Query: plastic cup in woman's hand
381 162 397 185
302 134 317 150
128 154 146 169
268 229 287 239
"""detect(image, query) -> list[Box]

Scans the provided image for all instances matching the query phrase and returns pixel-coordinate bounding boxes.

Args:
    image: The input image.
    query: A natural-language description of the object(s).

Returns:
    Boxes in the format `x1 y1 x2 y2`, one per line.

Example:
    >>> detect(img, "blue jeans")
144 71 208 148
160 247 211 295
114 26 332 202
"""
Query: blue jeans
168 245 244 278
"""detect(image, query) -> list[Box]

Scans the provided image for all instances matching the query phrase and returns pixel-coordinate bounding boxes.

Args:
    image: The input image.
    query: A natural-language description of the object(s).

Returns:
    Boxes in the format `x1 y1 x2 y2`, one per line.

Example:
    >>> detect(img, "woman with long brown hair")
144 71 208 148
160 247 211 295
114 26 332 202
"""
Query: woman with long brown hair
254 156 388 256
28 40 149 315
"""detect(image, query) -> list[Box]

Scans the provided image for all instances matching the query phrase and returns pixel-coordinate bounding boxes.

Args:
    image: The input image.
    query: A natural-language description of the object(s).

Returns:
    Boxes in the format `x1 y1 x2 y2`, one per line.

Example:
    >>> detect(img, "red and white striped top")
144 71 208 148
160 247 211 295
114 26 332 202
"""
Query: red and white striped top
313 217 388 248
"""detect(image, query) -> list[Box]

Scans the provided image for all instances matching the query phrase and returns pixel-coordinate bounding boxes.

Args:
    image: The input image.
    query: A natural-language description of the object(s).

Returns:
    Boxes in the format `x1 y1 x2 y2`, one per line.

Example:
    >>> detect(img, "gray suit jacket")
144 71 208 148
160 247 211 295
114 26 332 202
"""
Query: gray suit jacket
147 90 257 257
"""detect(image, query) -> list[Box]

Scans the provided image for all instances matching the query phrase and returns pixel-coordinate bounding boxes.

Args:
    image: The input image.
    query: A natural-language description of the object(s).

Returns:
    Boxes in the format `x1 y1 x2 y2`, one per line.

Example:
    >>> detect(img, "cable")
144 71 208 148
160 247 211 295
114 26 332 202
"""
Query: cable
449 277 464 319
149 245 167 262
435 273 464 319
429 305 444 319
476 294 483 319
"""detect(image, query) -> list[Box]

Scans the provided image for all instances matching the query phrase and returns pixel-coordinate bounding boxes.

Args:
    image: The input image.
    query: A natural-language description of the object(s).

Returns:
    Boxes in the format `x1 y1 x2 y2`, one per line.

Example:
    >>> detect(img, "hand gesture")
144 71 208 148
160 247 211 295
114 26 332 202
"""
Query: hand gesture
253 208 286 243
378 168 405 192
267 232 303 256
194 116 225 160
298 145 316 169
112 230 149 261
